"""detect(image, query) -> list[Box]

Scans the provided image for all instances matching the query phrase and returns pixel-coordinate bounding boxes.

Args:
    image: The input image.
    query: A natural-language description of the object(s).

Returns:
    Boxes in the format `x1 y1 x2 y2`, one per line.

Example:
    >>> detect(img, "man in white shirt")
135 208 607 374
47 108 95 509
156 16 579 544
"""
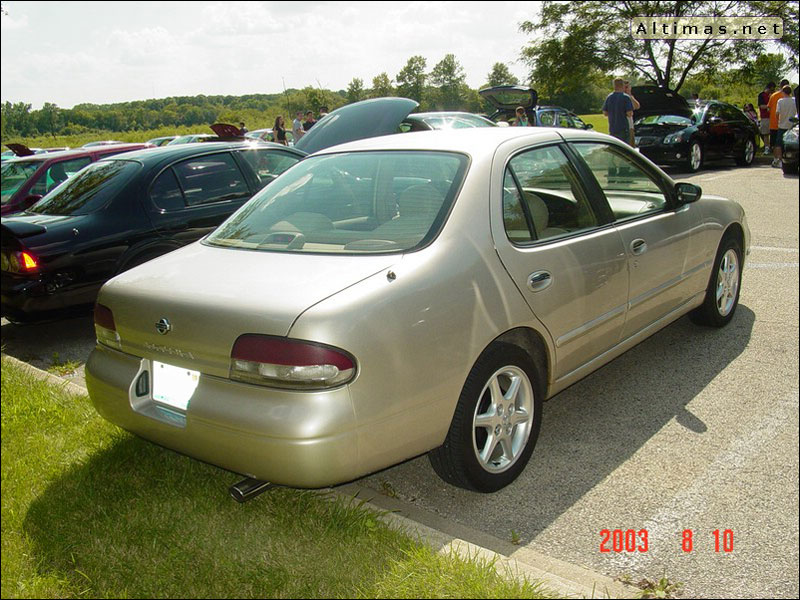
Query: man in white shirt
775 85 797 167
292 111 305 143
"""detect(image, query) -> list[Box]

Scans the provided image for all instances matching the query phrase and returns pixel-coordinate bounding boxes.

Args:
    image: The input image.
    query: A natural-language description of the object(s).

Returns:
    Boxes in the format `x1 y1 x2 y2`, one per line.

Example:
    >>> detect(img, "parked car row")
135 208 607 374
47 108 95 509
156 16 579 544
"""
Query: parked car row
2 95 751 496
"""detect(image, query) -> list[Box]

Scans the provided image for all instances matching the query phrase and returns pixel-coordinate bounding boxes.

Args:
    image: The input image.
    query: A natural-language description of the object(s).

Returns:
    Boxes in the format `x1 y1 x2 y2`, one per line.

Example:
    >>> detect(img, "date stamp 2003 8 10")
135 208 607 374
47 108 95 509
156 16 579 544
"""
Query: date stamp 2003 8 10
599 529 734 553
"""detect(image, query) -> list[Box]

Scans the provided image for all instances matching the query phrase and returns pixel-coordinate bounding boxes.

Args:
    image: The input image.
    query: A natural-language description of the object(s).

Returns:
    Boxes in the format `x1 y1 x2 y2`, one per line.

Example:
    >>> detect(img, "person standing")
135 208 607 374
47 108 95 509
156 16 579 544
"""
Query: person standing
513 106 530 126
602 78 634 144
758 82 776 154
624 81 641 147
303 111 316 132
776 85 797 167
769 80 790 167
273 116 288 146
292 111 305 142
238 122 248 136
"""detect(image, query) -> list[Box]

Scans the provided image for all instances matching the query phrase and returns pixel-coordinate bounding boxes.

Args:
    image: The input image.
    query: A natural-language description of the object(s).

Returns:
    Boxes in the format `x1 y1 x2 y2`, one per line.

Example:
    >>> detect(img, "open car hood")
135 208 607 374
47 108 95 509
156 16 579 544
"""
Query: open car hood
633 86 693 119
293 97 419 155
479 86 539 110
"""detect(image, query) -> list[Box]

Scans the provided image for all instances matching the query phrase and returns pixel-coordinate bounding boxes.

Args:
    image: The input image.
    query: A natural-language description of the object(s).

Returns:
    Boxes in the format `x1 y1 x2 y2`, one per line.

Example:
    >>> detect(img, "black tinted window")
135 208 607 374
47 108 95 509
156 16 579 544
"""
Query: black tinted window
150 169 185 211
30 160 140 215
172 153 249 206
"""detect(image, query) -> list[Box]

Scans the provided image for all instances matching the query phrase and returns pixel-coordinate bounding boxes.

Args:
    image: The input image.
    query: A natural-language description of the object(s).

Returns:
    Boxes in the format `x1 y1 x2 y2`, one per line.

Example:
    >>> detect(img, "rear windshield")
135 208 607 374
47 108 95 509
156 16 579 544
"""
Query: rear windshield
206 151 468 254
634 115 693 127
29 160 140 216
1 160 41 203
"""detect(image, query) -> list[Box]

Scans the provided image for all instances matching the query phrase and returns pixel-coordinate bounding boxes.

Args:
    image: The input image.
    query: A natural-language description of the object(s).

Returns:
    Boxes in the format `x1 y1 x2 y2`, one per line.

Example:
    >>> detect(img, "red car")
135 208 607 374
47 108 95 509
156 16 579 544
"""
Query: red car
1 143 152 216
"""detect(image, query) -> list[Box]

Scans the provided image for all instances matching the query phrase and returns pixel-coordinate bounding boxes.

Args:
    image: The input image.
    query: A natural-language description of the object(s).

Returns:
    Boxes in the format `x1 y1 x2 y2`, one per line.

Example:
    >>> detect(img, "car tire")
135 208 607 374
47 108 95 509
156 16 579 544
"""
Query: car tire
782 161 797 175
735 138 755 166
428 343 543 492
687 140 703 172
689 235 742 327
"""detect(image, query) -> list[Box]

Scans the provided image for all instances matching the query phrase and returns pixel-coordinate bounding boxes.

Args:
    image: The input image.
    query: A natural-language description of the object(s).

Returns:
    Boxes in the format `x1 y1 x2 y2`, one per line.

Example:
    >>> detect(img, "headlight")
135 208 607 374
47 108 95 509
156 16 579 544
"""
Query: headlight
783 128 799 144
664 132 685 144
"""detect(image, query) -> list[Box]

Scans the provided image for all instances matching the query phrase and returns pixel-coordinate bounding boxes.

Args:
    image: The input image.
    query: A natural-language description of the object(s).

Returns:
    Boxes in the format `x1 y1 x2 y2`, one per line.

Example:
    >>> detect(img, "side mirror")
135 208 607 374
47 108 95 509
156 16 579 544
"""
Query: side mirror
790 116 799 125
707 116 723 126
675 182 702 205
584 123 594 130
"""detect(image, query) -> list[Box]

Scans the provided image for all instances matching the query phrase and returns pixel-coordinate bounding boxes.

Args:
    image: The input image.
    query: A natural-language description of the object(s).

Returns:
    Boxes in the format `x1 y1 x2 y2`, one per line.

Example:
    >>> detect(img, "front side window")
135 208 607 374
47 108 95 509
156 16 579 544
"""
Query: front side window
206 151 468 254
172 153 250 206
538 111 556 127
237 149 300 190
29 160 141 216
503 146 599 242
572 143 668 220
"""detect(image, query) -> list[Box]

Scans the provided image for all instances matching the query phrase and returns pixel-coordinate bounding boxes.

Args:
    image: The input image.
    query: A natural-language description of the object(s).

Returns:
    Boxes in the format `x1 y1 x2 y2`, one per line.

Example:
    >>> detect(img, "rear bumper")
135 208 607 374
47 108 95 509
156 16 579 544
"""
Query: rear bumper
85 343 361 488
1 271 97 320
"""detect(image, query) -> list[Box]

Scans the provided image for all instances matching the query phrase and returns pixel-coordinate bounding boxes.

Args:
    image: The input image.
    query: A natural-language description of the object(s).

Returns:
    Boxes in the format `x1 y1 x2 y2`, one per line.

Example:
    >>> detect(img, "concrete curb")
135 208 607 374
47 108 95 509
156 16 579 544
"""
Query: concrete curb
2 354 636 599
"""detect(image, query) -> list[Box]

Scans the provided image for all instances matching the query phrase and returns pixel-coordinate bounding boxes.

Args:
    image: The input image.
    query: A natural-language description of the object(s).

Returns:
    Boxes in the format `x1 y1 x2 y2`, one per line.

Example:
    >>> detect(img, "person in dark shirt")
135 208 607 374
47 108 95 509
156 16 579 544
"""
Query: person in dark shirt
273 116 287 146
303 111 316 132
758 82 775 153
602 78 634 144
238 122 248 136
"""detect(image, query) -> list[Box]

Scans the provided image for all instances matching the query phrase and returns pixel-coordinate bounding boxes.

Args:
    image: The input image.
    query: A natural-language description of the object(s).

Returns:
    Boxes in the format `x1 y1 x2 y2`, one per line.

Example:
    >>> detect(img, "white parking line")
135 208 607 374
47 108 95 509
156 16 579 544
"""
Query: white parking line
750 246 800 253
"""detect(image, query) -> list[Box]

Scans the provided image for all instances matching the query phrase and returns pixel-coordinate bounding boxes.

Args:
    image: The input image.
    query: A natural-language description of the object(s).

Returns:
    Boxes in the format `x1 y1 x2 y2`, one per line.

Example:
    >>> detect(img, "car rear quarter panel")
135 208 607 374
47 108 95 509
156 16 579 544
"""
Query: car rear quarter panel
287 155 550 478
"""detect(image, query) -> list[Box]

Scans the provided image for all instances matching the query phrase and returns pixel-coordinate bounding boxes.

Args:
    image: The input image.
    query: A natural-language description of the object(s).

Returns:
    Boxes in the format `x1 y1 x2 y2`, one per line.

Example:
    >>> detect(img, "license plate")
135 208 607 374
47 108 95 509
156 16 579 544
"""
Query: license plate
152 361 200 411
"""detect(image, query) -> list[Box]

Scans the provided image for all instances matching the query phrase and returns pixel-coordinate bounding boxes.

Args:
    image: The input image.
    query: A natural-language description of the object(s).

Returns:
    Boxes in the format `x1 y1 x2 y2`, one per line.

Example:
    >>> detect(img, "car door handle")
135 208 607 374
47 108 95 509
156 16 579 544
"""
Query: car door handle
527 271 552 292
630 239 648 256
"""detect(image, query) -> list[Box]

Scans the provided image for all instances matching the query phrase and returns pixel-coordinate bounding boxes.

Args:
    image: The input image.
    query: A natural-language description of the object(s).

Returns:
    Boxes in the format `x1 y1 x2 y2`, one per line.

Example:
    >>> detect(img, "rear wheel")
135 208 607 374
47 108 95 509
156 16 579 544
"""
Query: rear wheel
687 141 703 172
428 343 543 492
735 138 755 166
690 236 742 327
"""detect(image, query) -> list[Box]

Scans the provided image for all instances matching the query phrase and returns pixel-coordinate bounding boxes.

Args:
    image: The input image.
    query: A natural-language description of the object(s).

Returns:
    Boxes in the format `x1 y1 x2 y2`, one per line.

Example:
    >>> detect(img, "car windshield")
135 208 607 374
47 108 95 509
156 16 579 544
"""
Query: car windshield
634 115 693 127
419 114 494 129
29 160 141 216
1 160 41 203
206 151 468 254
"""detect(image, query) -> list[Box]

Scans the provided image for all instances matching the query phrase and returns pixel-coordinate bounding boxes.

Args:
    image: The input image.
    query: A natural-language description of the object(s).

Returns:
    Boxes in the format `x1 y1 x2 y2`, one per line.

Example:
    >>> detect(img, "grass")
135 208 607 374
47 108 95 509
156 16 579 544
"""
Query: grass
1 357 553 599
580 114 609 134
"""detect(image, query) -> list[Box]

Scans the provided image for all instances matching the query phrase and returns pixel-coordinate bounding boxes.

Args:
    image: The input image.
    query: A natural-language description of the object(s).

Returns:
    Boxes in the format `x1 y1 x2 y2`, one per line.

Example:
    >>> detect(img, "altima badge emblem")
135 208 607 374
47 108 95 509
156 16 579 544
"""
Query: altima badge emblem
155 318 172 335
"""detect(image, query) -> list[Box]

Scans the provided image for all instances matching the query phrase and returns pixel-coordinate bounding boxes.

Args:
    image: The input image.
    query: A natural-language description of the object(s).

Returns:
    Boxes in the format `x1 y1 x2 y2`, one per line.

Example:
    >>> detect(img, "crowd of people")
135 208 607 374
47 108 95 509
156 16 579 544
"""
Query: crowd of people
758 79 798 168
238 106 331 146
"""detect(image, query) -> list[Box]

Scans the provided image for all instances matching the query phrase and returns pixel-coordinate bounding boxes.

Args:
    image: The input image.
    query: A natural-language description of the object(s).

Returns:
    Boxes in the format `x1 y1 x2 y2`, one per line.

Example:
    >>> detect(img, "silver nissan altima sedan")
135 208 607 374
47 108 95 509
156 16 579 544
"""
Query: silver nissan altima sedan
86 120 749 493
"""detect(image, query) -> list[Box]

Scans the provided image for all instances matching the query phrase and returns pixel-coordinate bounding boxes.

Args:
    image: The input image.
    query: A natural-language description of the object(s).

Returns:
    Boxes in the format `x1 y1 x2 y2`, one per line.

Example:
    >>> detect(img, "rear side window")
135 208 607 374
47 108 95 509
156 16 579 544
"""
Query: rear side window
36 157 91 194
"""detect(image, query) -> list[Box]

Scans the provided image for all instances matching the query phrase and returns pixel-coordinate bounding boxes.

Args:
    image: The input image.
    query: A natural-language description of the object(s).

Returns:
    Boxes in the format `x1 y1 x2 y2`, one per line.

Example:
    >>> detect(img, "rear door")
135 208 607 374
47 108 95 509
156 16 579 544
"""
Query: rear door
492 142 629 380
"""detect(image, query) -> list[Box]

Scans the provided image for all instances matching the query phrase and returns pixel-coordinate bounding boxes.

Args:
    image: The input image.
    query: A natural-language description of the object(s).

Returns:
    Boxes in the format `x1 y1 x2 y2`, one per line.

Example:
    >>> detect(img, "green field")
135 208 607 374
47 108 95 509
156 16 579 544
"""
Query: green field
1 358 552 599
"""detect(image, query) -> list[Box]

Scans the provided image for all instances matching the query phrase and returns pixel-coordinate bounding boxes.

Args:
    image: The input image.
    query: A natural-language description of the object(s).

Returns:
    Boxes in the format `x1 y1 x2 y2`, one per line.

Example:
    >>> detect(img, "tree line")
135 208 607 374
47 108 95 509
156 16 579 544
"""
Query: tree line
2 1 797 141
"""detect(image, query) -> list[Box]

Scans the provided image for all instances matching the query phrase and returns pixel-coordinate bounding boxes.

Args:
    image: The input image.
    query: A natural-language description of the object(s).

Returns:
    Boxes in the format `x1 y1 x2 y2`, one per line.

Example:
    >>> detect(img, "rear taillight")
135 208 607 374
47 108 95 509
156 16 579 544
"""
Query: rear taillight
94 303 121 350
230 334 356 390
1 250 40 273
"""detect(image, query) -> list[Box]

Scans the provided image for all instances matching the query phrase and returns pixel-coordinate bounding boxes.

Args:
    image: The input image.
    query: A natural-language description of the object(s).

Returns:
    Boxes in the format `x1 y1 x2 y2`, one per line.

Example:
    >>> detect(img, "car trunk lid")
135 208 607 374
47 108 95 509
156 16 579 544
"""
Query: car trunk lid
99 242 397 378
293 97 419 155
479 86 539 110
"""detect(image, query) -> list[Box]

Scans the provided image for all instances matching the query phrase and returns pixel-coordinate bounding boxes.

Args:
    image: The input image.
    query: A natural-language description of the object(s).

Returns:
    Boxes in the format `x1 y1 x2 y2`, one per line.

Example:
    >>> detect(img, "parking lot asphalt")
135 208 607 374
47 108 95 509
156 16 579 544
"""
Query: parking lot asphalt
2 161 797 598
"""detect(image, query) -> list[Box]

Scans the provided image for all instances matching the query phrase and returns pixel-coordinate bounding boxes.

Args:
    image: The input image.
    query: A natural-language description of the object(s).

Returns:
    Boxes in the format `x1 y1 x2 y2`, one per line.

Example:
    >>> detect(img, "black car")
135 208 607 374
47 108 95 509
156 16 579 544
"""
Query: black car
479 86 593 130
1 142 305 321
633 86 758 172
1 97 421 321
781 116 799 175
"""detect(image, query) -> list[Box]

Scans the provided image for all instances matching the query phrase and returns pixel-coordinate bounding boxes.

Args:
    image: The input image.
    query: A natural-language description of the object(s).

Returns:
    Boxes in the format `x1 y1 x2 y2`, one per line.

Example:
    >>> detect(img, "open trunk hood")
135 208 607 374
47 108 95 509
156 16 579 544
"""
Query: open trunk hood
100 242 397 377
294 97 419 155
479 86 538 110
633 86 692 119
210 123 245 141
6 143 35 157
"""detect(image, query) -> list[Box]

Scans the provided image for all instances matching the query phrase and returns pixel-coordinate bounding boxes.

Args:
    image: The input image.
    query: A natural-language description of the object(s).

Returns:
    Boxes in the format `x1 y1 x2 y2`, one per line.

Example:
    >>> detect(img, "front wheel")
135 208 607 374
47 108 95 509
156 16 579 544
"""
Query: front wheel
428 343 543 492
690 236 742 327
735 138 755 166
687 141 704 172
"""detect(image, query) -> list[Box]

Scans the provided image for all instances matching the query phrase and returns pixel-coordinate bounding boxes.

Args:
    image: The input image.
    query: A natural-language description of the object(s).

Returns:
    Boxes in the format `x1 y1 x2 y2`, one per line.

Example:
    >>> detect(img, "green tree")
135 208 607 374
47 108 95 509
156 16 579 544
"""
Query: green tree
396 55 428 103
521 1 800 92
346 78 365 104
429 54 469 110
37 102 61 137
370 73 394 98
486 62 519 87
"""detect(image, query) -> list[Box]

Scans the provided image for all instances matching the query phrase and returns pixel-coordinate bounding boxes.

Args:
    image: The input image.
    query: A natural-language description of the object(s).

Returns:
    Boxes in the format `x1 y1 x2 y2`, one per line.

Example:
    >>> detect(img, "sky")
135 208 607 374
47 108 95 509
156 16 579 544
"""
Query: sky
0 1 539 109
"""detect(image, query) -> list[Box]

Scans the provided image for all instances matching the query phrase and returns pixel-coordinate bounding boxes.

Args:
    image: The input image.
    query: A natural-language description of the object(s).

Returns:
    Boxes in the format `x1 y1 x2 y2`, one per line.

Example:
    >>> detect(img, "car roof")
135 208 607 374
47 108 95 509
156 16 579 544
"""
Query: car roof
99 140 301 165
312 126 601 156
2 143 148 165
